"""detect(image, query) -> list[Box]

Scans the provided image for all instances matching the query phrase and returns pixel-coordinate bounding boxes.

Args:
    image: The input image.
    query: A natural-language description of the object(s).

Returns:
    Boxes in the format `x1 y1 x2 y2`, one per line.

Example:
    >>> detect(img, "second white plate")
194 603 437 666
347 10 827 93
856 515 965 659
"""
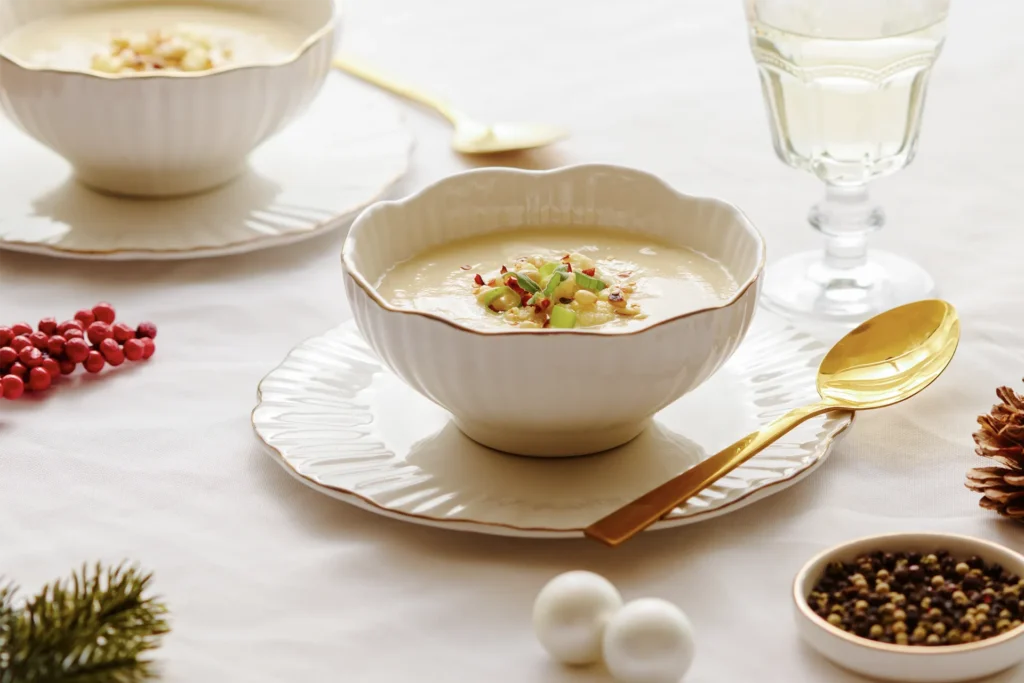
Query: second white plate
252 315 854 538
0 73 412 260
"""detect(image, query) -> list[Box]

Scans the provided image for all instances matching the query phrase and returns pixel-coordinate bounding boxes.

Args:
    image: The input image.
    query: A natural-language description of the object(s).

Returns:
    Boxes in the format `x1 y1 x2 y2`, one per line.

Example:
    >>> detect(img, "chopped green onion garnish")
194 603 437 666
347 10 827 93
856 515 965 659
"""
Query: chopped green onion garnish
538 262 558 279
543 272 564 298
510 272 540 293
526 293 541 307
550 305 577 329
574 271 607 292
479 286 513 306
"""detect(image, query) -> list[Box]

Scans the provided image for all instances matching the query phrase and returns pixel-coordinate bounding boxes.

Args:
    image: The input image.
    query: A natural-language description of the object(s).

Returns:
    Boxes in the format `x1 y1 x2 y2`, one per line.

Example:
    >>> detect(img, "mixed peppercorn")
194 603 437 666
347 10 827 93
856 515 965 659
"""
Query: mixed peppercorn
808 550 1024 646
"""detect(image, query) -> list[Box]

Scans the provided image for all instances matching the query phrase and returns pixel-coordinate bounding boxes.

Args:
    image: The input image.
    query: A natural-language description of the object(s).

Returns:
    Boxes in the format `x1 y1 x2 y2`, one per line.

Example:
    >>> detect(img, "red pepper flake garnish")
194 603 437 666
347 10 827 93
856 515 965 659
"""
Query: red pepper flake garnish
473 274 485 286
461 265 473 271
561 254 571 262
506 276 531 305
487 279 497 287
489 303 500 313
543 320 551 328
617 271 632 279
500 265 508 274
507 277 526 295
583 268 596 277
565 263 573 273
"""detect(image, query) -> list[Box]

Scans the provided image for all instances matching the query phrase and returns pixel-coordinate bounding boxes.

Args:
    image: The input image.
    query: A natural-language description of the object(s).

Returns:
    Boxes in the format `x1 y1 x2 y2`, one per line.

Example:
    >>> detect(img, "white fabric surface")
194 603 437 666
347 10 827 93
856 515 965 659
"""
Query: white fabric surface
2 1 1023 681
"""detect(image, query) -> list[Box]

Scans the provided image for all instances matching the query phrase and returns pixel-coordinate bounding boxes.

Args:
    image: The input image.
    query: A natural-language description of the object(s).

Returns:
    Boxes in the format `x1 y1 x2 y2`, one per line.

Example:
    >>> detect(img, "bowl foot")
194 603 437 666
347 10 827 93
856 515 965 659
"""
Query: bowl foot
73 162 248 199
452 418 652 457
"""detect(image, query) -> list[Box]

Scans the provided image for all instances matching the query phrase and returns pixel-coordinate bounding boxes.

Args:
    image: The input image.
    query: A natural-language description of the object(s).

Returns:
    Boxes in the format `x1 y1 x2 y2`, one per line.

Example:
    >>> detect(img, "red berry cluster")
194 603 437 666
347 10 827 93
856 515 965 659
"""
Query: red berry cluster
0 303 157 400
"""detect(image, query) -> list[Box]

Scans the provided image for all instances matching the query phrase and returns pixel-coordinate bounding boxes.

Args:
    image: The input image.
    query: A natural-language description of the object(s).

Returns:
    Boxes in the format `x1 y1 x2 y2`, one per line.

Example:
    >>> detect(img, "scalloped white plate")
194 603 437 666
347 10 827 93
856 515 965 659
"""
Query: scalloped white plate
252 316 854 538
0 73 412 260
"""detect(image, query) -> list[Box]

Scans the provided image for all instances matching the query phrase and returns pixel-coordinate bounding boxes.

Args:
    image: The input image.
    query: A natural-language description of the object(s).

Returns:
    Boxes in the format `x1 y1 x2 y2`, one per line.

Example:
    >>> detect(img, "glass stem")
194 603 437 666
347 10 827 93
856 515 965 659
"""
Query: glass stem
808 184 884 271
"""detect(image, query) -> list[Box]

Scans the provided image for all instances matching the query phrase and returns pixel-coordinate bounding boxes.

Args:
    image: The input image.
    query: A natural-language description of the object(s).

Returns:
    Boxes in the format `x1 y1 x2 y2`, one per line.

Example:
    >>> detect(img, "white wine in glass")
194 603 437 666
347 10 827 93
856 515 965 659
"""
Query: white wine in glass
746 0 950 323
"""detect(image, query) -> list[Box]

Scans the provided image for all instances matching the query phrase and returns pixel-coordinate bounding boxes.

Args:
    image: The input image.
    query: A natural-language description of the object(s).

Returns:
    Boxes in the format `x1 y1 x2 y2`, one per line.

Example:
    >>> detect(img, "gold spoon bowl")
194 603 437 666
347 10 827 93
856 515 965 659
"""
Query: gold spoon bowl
333 55 567 154
585 299 961 547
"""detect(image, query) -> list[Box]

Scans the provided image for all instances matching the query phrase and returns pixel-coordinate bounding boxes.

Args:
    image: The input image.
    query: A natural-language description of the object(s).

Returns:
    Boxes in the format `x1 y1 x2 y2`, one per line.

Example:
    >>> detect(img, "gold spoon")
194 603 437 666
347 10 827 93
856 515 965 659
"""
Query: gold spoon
333 55 568 154
585 299 961 548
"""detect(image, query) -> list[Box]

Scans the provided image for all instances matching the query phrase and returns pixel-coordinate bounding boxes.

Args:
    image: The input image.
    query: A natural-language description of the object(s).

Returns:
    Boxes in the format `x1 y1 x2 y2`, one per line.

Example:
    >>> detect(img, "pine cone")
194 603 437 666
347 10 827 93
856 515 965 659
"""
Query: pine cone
966 382 1024 519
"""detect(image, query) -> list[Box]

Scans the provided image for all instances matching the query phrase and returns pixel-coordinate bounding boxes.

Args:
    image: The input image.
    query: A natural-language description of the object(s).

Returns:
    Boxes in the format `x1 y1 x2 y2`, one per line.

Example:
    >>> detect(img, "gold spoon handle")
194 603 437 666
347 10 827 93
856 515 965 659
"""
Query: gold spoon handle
332 54 466 125
584 402 844 547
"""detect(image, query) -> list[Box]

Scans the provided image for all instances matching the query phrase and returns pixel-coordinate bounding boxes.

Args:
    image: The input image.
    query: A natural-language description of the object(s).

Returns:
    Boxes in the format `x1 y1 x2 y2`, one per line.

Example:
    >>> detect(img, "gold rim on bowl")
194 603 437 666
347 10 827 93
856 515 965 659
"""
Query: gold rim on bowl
0 1 341 80
341 163 768 338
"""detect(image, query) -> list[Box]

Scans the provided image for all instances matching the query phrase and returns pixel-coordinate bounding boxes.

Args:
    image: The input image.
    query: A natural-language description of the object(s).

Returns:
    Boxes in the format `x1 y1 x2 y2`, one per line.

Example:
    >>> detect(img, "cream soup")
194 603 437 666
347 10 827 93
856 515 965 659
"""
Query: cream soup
376 228 740 331
0 4 309 74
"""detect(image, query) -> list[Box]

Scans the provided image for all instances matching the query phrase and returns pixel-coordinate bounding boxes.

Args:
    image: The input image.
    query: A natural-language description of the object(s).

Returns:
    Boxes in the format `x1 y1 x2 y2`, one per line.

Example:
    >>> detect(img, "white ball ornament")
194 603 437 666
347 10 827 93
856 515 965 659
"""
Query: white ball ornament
533 571 624 665
602 598 695 683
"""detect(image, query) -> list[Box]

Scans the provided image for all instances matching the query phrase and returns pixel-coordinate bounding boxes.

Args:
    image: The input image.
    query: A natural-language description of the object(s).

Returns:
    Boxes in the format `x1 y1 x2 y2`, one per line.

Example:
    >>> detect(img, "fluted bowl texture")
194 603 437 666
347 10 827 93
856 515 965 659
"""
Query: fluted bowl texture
342 164 765 457
0 0 338 197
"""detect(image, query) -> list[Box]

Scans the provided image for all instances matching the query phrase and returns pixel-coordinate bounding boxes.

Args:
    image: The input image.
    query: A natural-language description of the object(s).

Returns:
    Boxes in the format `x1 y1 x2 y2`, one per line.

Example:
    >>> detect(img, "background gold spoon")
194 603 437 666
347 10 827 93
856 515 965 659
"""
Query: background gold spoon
333 55 568 154
585 299 961 548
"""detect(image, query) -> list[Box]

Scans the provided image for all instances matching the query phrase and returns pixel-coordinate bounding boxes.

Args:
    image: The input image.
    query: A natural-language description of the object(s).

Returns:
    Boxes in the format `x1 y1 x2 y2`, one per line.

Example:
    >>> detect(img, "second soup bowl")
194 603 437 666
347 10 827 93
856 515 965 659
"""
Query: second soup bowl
0 0 339 198
342 164 765 457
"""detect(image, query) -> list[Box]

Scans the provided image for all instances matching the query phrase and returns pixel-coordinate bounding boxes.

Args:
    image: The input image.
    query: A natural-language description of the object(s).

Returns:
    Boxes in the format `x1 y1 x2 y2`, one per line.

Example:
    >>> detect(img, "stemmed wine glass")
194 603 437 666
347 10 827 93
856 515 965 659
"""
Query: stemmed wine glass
745 0 950 323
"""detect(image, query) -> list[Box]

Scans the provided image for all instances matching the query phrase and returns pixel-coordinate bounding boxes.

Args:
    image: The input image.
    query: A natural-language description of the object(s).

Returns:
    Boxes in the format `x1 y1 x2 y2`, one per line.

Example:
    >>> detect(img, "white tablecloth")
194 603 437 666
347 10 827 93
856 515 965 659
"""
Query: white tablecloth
2 1 1023 681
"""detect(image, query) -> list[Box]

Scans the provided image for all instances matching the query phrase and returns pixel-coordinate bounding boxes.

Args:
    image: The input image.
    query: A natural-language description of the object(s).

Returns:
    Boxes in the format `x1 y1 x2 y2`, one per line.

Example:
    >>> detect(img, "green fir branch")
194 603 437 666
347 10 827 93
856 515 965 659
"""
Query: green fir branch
0 562 169 683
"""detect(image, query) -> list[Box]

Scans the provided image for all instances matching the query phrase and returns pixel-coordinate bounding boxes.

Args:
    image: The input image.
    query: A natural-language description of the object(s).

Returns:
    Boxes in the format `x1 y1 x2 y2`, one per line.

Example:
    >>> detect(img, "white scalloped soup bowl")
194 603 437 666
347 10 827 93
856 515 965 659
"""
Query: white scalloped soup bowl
342 165 765 457
0 0 338 197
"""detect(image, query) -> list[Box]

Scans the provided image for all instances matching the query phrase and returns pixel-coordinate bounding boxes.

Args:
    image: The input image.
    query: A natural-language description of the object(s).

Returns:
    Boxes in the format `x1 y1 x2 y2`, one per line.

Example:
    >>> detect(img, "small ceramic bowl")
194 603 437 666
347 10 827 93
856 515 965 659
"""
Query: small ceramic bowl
794 532 1024 683
0 0 339 197
342 164 765 457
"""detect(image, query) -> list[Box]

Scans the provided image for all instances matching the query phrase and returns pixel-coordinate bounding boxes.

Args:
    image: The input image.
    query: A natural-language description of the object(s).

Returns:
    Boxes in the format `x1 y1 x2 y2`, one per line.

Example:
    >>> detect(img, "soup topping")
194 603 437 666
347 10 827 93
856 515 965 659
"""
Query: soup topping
471 252 644 329
91 28 232 73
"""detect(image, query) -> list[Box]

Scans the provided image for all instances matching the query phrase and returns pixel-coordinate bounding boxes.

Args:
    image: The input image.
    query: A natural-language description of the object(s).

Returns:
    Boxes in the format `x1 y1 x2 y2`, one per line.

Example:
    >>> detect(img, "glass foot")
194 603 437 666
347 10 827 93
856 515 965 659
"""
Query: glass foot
760 250 936 326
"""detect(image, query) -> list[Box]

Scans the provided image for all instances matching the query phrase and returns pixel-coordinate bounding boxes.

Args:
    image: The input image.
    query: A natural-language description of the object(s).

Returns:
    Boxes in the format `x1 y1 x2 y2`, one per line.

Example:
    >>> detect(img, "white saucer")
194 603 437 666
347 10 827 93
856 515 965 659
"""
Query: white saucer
252 315 854 538
0 74 412 260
